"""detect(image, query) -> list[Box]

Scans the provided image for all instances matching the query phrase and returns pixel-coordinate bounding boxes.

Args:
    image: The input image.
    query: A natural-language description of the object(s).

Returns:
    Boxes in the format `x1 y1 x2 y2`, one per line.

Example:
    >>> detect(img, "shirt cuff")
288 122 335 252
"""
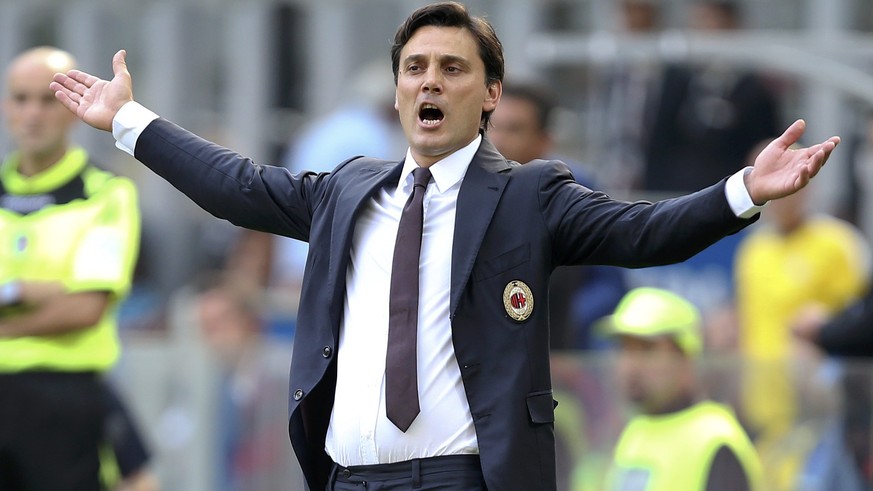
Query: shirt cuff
725 167 765 219
112 101 159 156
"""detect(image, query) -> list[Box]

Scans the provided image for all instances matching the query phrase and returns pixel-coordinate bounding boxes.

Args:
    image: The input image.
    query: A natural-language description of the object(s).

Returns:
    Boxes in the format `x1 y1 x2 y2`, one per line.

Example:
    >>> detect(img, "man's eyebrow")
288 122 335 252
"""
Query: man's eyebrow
440 54 471 67
401 53 424 66
401 53 471 67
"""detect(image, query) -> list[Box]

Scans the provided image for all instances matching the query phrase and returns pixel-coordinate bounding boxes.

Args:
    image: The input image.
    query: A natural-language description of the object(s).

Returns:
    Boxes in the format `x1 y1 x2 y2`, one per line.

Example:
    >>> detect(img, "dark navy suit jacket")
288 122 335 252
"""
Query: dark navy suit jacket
134 119 755 491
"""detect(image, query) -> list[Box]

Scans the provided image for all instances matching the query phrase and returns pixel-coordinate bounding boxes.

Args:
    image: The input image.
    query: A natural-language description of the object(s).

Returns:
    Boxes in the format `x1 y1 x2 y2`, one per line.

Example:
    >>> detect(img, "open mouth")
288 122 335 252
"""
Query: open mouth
419 103 445 126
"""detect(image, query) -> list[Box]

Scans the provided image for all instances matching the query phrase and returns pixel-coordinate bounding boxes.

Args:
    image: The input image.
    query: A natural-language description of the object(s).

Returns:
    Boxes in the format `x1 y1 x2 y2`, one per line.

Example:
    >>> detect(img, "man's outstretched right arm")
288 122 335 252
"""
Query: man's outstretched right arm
51 49 319 240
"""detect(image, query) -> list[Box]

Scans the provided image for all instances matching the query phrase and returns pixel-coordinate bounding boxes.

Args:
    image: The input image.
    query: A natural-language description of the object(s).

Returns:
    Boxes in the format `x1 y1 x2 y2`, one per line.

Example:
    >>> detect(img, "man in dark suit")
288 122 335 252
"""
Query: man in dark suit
51 3 839 490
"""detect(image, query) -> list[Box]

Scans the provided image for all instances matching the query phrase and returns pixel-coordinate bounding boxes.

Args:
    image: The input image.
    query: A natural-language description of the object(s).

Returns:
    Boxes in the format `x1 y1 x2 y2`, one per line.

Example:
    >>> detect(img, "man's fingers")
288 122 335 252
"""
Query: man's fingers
52 73 84 94
794 165 811 190
819 137 839 153
52 89 78 113
50 74 73 93
813 137 839 168
774 119 806 149
48 81 73 103
49 78 86 113
64 69 101 89
808 154 824 179
112 49 128 77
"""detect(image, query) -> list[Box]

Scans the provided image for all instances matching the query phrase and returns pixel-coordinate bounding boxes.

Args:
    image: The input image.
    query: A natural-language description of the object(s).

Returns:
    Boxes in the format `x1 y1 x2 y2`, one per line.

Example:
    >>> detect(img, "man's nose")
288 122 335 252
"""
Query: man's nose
20 100 46 118
422 68 443 93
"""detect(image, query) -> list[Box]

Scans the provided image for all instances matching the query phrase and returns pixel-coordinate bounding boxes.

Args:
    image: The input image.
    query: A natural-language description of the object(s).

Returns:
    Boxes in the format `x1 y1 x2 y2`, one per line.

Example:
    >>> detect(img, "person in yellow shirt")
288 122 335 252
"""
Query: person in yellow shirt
602 287 762 491
736 185 869 361
0 47 142 490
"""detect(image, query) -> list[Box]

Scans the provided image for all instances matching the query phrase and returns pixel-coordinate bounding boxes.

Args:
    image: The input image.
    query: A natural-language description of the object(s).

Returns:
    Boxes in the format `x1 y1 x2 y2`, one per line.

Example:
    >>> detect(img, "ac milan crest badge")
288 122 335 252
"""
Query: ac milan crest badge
503 280 534 322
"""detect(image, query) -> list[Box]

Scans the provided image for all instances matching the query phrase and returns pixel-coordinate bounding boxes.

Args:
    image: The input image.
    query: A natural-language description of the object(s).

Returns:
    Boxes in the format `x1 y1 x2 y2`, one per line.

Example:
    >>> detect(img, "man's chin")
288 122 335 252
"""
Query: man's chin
411 132 445 148
410 140 453 163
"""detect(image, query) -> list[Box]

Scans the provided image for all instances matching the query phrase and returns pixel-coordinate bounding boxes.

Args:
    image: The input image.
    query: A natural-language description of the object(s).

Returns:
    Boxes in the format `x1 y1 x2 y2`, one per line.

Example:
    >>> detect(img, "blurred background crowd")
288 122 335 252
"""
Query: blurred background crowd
3 0 873 489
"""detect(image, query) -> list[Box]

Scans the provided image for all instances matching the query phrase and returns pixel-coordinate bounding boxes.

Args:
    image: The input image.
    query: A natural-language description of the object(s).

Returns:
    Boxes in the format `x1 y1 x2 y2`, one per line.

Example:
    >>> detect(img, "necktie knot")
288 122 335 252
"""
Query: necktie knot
412 167 432 190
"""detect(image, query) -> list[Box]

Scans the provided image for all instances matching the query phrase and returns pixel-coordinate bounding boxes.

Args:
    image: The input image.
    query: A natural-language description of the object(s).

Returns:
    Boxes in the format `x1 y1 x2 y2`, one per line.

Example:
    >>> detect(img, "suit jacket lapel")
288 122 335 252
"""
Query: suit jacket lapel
450 139 511 317
327 159 403 331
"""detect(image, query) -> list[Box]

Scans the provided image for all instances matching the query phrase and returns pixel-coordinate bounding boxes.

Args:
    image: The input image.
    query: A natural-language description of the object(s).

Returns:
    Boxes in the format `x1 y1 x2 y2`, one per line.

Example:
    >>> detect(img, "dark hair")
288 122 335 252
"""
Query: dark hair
501 82 557 133
391 2 504 129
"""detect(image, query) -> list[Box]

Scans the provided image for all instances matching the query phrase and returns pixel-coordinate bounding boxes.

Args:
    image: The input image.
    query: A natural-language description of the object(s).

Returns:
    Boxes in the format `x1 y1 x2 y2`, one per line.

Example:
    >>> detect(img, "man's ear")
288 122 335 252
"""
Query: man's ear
483 80 502 113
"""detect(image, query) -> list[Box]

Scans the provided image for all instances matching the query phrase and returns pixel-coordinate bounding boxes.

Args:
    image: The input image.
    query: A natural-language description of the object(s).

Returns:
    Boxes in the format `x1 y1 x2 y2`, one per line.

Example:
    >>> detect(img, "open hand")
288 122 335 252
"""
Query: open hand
745 119 840 205
49 49 133 132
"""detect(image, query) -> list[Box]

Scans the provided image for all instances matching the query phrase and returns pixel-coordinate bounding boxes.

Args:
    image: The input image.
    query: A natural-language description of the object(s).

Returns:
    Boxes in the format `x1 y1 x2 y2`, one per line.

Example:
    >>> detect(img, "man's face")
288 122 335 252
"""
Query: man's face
395 25 501 166
615 335 691 413
488 95 550 164
4 57 76 159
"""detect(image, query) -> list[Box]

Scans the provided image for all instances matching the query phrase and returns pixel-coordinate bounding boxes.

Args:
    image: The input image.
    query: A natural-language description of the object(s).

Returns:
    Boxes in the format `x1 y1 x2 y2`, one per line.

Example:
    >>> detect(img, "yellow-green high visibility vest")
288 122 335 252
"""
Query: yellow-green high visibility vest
608 400 763 491
0 147 140 372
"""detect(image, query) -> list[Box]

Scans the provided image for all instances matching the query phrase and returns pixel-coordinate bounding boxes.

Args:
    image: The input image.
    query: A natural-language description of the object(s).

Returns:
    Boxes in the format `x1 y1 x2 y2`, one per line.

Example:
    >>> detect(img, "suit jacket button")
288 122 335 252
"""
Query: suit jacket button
293 389 304 401
322 346 332 358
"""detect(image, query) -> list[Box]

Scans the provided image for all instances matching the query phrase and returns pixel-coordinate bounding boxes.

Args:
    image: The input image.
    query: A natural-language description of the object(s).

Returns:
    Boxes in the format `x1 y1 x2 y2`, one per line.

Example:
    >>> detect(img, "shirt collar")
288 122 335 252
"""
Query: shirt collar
1 147 89 195
397 134 481 195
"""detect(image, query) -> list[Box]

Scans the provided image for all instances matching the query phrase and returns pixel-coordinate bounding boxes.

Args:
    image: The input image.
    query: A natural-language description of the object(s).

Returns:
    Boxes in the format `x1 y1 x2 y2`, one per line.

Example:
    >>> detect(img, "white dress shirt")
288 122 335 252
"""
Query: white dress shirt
111 100 764 465
326 137 481 465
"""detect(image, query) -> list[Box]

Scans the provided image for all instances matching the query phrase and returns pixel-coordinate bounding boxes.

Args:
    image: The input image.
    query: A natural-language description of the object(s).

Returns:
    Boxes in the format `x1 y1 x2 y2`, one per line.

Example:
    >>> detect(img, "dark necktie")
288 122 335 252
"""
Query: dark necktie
386 166 432 432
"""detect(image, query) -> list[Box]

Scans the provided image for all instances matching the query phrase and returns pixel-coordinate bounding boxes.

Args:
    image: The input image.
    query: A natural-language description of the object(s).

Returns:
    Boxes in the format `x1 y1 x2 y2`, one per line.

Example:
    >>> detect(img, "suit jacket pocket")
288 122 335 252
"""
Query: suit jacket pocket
526 389 555 424
473 244 530 282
